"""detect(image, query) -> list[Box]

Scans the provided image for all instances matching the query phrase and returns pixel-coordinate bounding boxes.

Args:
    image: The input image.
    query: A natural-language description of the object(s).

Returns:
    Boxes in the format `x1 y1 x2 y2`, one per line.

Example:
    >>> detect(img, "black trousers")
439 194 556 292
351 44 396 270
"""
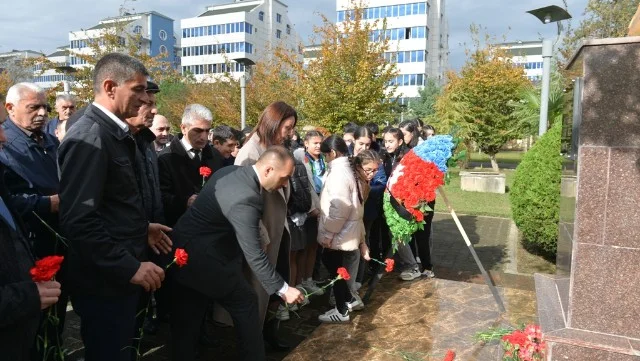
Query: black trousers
71 292 140 361
411 200 435 271
170 280 264 361
321 248 350 314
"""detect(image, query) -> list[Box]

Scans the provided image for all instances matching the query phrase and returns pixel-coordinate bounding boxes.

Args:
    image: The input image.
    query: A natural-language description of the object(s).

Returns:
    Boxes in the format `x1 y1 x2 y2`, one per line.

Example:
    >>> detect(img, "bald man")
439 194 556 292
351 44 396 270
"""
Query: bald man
169 146 303 361
150 114 171 153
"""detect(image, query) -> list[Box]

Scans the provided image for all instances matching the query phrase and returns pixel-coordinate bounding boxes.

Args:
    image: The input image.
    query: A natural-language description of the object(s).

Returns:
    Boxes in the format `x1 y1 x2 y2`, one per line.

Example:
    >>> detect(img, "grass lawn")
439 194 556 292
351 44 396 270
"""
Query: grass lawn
434 168 515 218
469 151 524 164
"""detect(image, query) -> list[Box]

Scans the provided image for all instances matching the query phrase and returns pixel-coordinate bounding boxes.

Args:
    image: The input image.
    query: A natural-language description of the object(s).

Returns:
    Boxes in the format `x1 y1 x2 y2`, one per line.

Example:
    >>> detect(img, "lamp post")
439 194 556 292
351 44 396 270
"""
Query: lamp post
55 65 77 95
232 57 255 130
526 5 571 136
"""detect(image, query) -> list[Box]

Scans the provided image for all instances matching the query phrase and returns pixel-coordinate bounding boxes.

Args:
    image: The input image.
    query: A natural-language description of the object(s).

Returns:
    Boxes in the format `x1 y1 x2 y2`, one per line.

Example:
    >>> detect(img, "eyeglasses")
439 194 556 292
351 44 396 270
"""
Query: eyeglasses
362 167 377 174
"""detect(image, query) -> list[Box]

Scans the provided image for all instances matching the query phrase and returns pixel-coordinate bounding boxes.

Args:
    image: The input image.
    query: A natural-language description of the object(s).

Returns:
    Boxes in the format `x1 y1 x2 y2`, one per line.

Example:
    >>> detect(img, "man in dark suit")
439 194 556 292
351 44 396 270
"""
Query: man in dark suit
58 53 171 361
158 103 222 227
44 94 76 139
0 97 62 361
1 82 66 360
170 146 304 361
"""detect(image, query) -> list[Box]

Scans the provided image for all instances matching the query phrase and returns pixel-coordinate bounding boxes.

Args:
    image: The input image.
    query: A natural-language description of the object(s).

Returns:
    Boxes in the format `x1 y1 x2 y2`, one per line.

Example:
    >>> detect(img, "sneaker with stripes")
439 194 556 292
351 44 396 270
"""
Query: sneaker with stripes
318 308 350 323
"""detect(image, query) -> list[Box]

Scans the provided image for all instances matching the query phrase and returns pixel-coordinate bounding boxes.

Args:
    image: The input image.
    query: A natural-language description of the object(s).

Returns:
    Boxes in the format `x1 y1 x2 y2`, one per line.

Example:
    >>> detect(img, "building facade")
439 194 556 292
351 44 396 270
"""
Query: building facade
336 0 449 103
499 41 543 82
180 0 299 82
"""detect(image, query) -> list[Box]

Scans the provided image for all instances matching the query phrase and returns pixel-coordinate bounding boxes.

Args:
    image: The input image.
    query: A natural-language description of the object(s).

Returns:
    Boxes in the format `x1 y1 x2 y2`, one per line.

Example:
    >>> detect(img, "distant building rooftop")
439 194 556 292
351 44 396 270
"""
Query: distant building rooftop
198 4 260 17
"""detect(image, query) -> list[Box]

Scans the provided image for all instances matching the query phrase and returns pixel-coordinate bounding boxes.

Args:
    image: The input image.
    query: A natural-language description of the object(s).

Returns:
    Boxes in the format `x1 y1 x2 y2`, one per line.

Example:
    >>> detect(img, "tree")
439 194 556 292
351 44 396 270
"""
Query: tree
433 27 532 172
408 78 441 120
559 0 638 68
283 0 399 133
509 67 565 140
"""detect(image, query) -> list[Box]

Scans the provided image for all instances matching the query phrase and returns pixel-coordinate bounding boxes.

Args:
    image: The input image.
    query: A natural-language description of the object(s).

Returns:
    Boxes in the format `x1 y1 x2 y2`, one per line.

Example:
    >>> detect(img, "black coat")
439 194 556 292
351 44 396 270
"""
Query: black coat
288 159 312 215
58 104 148 297
171 165 285 298
157 136 223 227
0 119 62 258
133 128 165 224
0 165 40 361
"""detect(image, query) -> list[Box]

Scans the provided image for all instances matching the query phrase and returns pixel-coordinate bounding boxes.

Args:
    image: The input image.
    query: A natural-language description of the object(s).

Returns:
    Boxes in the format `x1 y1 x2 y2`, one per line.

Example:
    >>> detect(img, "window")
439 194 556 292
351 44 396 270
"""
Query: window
159 45 168 54
134 25 142 34
419 2 426 14
276 29 282 39
286 24 291 35
159 29 167 40
276 13 282 23
259 11 264 21
337 10 345 22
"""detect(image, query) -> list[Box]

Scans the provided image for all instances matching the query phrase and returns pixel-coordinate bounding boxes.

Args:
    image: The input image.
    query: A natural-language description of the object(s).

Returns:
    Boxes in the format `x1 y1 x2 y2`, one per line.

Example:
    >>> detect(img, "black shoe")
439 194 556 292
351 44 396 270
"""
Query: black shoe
143 318 158 335
263 319 292 351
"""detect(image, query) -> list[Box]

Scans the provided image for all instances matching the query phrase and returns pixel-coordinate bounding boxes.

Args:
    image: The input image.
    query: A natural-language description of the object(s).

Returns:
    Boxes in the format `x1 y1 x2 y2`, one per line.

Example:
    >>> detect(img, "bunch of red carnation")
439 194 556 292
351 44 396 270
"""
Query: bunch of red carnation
501 325 546 361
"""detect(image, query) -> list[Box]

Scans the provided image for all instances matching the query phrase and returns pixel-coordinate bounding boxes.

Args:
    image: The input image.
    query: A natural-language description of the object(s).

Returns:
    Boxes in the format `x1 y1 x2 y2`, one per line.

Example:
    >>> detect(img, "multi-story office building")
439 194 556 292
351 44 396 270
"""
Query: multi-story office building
336 0 449 103
499 41 543 82
32 46 76 89
68 11 177 69
0 49 45 85
180 0 299 82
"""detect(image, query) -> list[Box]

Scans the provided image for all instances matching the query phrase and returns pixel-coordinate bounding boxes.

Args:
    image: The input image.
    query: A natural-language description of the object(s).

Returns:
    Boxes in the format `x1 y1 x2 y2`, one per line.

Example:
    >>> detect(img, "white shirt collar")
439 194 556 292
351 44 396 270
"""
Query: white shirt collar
92 102 129 132
180 136 197 159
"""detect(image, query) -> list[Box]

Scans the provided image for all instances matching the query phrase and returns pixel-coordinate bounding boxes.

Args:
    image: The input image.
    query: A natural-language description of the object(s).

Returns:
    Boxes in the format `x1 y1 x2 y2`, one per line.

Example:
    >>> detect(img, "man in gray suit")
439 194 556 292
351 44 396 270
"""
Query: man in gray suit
169 146 303 361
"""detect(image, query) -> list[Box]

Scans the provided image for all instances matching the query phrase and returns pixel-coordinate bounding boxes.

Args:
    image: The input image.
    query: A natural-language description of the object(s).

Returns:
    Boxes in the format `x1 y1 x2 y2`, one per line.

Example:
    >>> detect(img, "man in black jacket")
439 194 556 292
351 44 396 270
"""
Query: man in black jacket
58 53 171 361
170 146 303 361
158 103 223 227
1 82 67 359
0 97 61 361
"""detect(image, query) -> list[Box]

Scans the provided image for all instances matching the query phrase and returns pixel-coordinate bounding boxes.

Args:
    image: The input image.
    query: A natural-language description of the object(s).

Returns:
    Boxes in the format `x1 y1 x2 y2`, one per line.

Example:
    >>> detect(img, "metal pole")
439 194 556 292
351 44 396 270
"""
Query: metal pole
63 80 70 94
240 75 246 130
437 186 506 313
539 38 553 136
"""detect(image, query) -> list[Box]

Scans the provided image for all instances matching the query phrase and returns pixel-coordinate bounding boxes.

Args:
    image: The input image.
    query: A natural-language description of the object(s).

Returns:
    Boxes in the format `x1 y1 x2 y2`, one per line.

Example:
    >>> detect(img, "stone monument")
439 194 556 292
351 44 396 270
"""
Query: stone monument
535 37 640 360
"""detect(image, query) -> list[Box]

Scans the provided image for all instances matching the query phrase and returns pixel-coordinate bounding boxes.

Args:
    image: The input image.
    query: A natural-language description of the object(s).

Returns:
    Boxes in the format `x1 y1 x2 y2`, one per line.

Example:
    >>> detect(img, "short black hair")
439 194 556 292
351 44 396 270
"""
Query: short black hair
210 125 236 144
343 122 358 134
93 53 149 94
364 122 379 135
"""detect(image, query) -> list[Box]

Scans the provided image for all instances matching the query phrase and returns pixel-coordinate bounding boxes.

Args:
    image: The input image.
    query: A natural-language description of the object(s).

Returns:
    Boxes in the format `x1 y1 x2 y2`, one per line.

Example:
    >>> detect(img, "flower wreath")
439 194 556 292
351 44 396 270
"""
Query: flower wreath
383 135 454 251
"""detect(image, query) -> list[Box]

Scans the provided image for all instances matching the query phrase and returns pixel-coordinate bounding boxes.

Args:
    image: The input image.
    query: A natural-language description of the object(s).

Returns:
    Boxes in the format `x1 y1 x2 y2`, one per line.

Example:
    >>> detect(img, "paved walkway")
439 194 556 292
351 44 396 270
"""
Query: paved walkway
59 214 536 360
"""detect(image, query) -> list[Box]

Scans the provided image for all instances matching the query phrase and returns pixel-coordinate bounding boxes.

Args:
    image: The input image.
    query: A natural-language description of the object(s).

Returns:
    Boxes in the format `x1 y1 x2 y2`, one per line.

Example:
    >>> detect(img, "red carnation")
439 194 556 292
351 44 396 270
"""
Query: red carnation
199 166 212 178
174 248 188 267
30 255 64 282
336 267 350 281
502 330 528 348
443 350 456 361
384 258 395 272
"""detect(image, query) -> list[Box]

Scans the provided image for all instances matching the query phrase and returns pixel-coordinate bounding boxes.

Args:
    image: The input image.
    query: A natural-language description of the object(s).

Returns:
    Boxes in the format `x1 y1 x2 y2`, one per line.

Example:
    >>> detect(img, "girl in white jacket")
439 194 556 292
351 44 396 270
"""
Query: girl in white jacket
317 135 372 323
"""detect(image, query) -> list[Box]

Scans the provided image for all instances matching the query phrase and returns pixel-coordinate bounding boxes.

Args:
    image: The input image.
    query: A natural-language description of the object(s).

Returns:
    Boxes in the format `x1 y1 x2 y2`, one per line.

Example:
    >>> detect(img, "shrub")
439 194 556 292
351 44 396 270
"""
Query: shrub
510 121 562 256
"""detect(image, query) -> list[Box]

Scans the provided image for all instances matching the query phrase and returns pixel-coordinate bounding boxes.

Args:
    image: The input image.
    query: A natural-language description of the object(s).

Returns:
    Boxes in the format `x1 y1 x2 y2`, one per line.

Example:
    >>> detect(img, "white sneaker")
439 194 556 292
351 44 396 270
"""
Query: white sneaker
275 304 290 321
400 267 421 281
347 294 364 312
318 308 350 323
354 282 362 291
422 269 435 278
301 279 325 295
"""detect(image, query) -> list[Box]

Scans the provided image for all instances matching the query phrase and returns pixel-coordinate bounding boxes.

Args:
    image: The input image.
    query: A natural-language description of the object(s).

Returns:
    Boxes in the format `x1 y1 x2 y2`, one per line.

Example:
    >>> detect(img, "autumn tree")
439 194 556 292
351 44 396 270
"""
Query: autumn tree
559 0 638 69
408 78 441 121
283 0 399 133
434 27 531 172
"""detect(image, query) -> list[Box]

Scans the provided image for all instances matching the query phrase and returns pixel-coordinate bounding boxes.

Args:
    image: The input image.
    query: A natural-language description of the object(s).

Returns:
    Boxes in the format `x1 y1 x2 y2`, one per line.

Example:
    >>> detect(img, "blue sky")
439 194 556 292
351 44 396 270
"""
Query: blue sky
0 0 589 70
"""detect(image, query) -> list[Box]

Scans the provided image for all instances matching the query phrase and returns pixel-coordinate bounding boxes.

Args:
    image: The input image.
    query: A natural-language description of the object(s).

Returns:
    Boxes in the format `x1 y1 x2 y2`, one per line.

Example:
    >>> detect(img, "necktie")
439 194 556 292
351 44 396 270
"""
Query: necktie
191 149 201 161
0 197 17 231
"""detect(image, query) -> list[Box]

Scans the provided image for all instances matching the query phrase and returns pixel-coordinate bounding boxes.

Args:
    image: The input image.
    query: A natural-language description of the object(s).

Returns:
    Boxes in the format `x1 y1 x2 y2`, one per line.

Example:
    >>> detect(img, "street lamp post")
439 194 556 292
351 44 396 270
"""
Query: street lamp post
240 75 247 130
526 5 572 136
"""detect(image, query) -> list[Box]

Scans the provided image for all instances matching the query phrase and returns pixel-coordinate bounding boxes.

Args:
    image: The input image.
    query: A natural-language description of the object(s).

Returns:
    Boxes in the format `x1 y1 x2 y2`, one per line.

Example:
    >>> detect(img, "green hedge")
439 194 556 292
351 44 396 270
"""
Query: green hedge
510 121 562 256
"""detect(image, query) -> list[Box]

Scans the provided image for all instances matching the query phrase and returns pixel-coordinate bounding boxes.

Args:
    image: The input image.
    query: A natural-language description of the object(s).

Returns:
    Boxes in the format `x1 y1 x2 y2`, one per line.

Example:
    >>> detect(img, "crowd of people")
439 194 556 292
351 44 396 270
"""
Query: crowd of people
0 52 438 361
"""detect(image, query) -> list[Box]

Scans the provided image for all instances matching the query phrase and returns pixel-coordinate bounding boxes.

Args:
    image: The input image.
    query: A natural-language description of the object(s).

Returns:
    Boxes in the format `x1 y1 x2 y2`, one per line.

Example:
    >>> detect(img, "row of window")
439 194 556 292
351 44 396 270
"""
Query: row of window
389 73 426 87
70 56 88 65
258 11 283 23
514 61 544 70
383 50 426 64
182 62 246 75
182 22 254 38
181 42 254 57
370 26 428 42
527 75 542 81
33 74 74 83
70 37 126 49
338 2 428 22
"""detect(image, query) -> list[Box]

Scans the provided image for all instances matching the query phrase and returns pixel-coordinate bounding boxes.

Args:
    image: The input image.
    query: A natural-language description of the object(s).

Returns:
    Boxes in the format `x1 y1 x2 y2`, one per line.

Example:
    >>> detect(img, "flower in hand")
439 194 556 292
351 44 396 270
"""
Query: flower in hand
337 267 350 281
30 255 65 282
384 258 395 272
174 248 189 267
